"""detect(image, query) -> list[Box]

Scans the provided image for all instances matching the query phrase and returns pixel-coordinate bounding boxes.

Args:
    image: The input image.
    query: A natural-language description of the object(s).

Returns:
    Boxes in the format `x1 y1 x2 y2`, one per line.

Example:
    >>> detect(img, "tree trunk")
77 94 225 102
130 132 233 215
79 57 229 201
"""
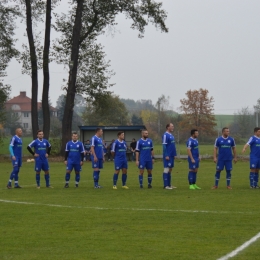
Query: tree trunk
42 0 51 139
60 0 84 155
25 0 39 139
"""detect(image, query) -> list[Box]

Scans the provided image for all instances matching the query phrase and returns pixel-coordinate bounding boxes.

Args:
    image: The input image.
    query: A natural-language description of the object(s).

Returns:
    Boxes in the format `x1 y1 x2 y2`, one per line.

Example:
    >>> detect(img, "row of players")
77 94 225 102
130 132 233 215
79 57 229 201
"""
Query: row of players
6 124 260 189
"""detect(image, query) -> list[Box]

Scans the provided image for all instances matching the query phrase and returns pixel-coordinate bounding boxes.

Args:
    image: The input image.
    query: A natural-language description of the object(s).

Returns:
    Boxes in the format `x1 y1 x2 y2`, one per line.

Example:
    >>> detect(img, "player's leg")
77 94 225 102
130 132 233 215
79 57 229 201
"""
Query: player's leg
42 160 52 188
212 160 224 189
113 161 120 189
65 163 73 188
138 162 145 188
94 159 103 188
35 161 41 188
146 161 153 188
92 159 100 188
74 164 81 188
193 159 201 189
162 157 172 189
188 158 195 189
225 160 232 189
7 159 17 188
122 160 128 189
254 169 259 188
249 158 258 188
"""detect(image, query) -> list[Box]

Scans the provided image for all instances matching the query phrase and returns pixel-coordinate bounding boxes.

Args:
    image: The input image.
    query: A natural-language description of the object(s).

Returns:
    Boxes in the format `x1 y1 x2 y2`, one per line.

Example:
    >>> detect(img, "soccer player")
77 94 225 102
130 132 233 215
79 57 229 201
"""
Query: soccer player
242 127 260 188
212 127 237 189
27 130 52 189
187 129 201 190
162 123 177 189
135 129 154 188
91 128 105 188
64 132 85 188
84 140 91 161
111 131 129 189
7 128 23 189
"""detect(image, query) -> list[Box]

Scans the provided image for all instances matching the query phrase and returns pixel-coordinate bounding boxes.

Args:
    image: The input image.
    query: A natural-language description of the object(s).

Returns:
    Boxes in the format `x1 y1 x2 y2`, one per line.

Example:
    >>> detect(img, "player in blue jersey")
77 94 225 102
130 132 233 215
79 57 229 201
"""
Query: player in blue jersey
7 128 23 189
27 130 52 189
91 128 105 188
242 127 260 188
212 127 237 190
111 131 129 189
162 123 177 189
187 129 201 190
136 129 154 188
84 140 91 161
64 132 85 188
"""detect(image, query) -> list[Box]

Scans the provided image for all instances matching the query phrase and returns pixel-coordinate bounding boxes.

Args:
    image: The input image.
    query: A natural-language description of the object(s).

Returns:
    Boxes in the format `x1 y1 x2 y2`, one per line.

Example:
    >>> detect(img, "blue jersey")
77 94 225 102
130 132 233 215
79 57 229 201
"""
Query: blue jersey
28 138 51 160
111 140 127 161
10 135 23 158
136 138 153 161
187 137 199 159
84 143 91 152
66 140 85 164
215 136 235 161
103 143 107 153
91 135 103 159
162 132 177 157
247 136 260 159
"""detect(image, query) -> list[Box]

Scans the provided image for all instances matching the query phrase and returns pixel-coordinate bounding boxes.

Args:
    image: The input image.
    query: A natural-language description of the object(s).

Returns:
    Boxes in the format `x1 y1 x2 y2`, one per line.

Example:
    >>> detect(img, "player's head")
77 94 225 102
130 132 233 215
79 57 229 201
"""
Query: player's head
71 132 78 141
95 128 103 137
117 131 124 140
254 127 260 137
132 138 136 142
37 130 44 140
222 127 230 137
166 123 174 132
141 129 148 139
15 128 22 137
191 129 199 138
86 139 90 144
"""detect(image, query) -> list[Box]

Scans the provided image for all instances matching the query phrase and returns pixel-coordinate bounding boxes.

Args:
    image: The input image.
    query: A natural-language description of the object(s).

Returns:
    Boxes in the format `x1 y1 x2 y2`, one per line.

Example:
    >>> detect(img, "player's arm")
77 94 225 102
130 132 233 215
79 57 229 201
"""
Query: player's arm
187 148 195 163
64 151 69 165
27 146 35 156
80 143 84 165
9 144 16 160
213 147 218 163
242 143 249 153
232 146 237 163
46 146 51 157
151 148 155 164
135 141 140 166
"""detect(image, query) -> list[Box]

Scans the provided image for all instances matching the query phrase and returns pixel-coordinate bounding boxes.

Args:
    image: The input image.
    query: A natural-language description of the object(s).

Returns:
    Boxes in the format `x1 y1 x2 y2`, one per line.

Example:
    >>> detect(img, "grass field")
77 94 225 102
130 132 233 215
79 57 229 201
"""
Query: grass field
0 159 259 260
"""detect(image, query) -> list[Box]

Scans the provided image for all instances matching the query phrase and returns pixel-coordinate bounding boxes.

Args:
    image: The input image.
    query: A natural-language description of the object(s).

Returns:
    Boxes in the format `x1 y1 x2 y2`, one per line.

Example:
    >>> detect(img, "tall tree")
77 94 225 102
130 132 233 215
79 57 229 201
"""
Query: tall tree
179 89 217 138
54 0 168 155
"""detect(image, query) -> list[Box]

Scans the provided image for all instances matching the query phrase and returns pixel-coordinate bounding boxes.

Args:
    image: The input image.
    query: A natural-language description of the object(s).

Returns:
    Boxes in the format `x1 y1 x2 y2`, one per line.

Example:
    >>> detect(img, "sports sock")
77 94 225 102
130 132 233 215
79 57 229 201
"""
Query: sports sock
45 173 50 187
7 169 15 186
249 172 254 187
254 173 259 187
148 174 152 185
65 173 70 183
122 174 127 186
168 173 172 186
113 173 118 185
188 171 193 185
163 173 168 187
14 168 19 187
93 171 99 186
36 173 40 186
193 172 197 184
139 175 143 186
215 171 220 186
226 170 231 186
75 173 80 185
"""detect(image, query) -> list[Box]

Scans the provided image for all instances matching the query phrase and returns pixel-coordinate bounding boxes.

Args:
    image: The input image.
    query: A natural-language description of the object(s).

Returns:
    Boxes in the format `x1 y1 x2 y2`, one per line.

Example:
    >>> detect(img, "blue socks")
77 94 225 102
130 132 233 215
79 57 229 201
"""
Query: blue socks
36 173 40 186
113 173 118 185
188 171 193 184
148 174 152 185
139 175 143 186
93 171 99 186
45 173 50 187
168 173 171 187
163 173 168 187
226 170 231 186
122 174 127 186
215 171 220 186
254 173 259 187
8 167 19 186
75 174 80 184
65 173 70 183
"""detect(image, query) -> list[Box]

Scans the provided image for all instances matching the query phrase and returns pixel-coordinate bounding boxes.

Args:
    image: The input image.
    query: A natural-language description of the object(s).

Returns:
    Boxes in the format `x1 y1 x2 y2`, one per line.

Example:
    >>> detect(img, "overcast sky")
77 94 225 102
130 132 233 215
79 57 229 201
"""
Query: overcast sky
4 0 260 114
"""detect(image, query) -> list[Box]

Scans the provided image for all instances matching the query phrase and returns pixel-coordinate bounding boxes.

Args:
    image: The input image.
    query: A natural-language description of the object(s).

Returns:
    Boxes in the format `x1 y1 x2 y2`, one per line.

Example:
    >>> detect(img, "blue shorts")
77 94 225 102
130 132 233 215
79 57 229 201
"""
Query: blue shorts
163 157 174 168
216 160 232 171
92 158 103 169
67 163 82 172
35 159 49 172
139 160 153 170
250 158 260 169
11 157 22 167
114 160 128 170
188 158 199 169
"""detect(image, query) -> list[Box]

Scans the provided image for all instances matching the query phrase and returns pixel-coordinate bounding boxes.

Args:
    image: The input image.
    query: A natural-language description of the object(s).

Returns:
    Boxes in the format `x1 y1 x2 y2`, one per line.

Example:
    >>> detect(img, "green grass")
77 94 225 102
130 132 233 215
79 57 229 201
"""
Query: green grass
0 159 259 259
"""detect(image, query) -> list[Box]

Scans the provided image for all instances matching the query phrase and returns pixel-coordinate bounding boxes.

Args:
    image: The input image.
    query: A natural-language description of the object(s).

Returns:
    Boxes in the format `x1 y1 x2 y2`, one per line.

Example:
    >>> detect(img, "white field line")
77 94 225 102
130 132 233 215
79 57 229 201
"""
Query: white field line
217 232 260 260
0 199 255 215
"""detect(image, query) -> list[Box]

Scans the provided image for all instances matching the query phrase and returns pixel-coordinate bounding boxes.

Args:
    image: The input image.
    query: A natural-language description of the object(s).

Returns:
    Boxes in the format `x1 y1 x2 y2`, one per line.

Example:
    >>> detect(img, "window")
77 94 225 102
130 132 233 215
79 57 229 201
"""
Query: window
23 123 28 129
24 112 29 117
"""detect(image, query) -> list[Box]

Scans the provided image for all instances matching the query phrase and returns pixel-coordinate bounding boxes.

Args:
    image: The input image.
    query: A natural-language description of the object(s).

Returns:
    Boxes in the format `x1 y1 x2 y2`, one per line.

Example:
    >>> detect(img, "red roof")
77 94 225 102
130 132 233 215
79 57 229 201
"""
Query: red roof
5 91 56 112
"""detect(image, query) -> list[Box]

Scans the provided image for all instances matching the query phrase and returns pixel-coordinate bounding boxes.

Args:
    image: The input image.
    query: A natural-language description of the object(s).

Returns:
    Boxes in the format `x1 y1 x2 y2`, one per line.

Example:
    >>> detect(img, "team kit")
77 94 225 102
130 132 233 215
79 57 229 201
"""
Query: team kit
6 124 260 190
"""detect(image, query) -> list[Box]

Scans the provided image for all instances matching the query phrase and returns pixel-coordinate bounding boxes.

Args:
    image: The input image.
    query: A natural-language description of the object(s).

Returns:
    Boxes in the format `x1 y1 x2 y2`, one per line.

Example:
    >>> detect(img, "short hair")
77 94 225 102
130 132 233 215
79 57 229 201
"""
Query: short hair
37 130 43 134
132 138 136 141
254 127 260 133
117 131 124 137
222 127 229 133
191 129 198 136
71 131 77 135
166 123 173 129
141 129 148 133
86 139 89 142
96 127 102 133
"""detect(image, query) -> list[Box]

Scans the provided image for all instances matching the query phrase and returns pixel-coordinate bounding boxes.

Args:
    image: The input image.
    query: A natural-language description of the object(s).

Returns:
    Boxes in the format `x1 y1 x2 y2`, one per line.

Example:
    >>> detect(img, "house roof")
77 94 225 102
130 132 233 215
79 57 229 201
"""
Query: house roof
5 91 56 112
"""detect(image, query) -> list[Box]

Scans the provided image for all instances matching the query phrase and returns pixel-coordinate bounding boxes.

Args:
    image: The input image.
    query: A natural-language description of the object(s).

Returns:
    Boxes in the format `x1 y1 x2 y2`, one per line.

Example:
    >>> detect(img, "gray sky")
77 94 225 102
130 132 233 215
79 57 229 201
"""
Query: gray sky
5 0 260 114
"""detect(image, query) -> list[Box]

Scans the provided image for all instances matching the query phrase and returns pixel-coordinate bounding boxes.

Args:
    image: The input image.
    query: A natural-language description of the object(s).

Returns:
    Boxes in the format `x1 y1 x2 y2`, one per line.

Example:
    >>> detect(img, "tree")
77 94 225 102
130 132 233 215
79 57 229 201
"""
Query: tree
179 89 217 139
82 94 129 125
4 109 22 135
54 0 168 155
131 114 143 125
